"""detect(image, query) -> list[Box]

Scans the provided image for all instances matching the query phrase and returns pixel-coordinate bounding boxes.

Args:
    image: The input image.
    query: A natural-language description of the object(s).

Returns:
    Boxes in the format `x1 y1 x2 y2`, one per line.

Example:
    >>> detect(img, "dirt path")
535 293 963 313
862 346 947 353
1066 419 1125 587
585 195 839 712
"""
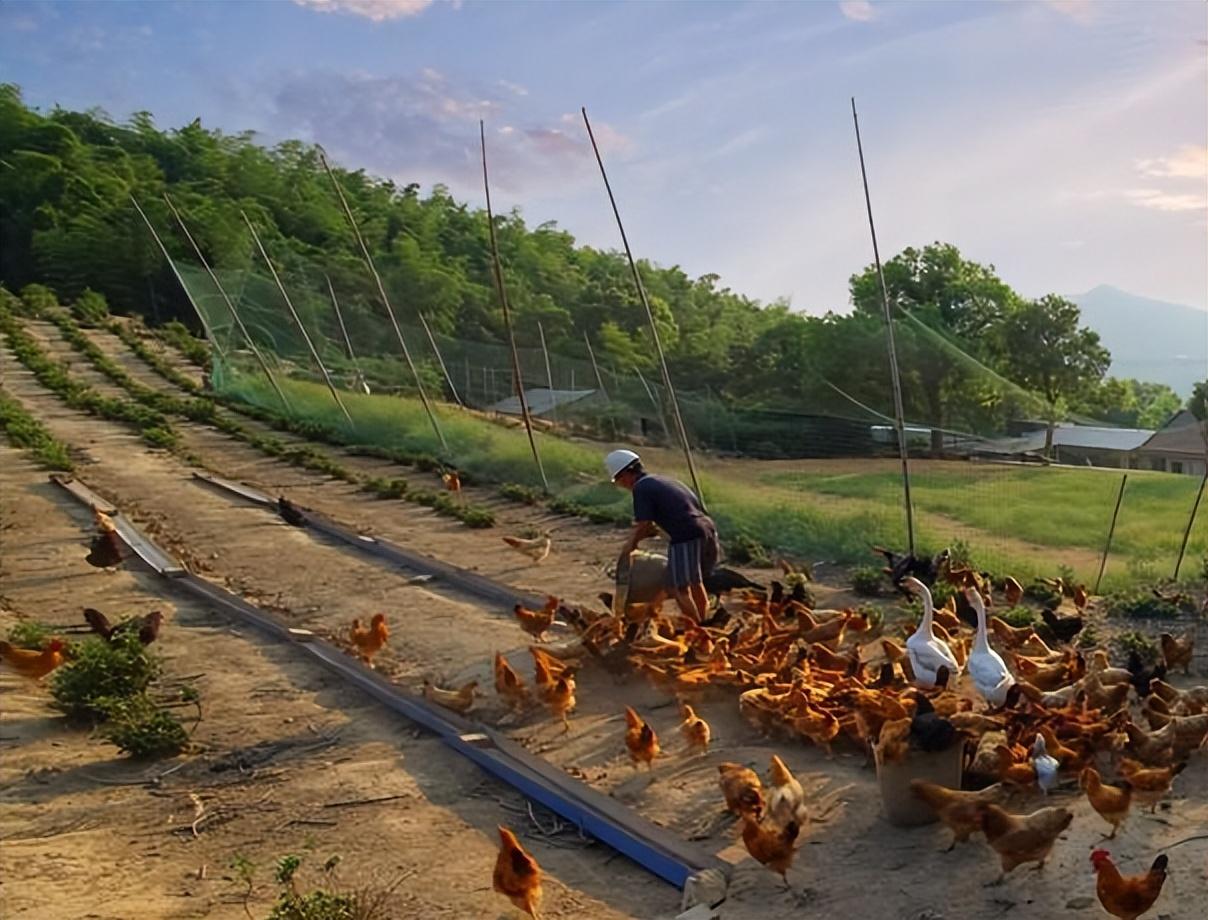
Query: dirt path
0 444 677 920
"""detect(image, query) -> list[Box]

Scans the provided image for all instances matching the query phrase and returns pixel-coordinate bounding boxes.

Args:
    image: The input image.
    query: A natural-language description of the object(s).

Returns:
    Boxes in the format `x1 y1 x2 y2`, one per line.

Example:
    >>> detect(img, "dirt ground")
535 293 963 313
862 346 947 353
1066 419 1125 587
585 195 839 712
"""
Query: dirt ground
2 319 1208 919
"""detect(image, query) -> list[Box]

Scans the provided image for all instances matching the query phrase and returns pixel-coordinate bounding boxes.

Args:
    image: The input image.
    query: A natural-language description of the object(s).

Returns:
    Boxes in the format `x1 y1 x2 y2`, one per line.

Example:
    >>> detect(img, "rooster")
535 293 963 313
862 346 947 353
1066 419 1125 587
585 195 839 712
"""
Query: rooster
349 613 389 665
493 826 541 919
0 639 66 680
83 608 164 646
502 534 551 563
1091 850 1168 920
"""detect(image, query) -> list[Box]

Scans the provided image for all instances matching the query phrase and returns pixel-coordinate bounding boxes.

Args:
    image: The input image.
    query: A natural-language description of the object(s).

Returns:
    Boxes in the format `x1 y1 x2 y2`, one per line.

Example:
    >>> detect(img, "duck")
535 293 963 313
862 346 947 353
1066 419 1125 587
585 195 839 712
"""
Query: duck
902 577 961 689
964 587 1015 706
1031 733 1060 794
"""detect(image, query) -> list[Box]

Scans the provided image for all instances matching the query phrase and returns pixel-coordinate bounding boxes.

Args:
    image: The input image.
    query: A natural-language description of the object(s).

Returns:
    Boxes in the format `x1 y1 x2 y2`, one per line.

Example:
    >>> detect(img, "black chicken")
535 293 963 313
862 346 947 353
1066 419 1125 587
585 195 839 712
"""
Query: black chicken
910 692 959 753
874 546 950 595
85 530 124 568
1125 650 1166 699
1040 607 1083 643
83 607 164 645
704 566 764 596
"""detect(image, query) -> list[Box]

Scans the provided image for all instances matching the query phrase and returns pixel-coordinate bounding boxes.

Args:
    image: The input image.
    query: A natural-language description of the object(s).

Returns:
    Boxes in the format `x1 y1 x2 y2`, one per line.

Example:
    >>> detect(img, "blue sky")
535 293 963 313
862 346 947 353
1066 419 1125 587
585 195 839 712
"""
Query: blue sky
2 0 1205 312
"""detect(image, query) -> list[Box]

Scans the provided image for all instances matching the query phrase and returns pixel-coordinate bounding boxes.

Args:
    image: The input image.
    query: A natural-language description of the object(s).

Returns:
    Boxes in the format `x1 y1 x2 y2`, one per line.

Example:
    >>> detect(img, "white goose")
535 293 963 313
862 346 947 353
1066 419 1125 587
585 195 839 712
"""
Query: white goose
1031 733 1059 794
965 587 1015 706
902 577 961 689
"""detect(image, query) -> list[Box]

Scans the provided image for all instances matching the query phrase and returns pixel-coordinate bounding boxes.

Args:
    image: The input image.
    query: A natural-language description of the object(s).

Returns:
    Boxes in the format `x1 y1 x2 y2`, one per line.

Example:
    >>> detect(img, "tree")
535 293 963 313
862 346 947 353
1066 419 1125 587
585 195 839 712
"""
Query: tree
997 295 1111 456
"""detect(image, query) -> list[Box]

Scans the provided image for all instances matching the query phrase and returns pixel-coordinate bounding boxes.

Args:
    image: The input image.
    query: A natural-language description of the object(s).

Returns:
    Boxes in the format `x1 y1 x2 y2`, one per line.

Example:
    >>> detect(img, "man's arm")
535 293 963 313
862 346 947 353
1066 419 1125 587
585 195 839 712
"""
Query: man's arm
620 520 658 556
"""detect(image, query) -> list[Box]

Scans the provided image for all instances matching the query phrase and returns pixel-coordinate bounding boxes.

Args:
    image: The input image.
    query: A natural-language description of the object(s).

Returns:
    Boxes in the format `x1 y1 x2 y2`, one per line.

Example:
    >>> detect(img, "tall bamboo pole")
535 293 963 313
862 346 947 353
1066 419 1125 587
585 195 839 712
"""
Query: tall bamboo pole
1095 473 1128 593
129 196 229 366
1173 472 1207 580
851 97 915 555
315 146 446 449
325 275 369 395
418 311 463 407
581 107 705 509
158 194 290 411
240 210 355 427
583 330 609 401
480 121 548 492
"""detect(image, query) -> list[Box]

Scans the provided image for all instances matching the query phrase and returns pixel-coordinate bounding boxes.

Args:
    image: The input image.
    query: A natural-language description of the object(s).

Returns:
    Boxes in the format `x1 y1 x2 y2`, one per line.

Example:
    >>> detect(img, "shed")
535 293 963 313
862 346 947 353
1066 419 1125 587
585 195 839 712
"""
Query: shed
1132 410 1207 476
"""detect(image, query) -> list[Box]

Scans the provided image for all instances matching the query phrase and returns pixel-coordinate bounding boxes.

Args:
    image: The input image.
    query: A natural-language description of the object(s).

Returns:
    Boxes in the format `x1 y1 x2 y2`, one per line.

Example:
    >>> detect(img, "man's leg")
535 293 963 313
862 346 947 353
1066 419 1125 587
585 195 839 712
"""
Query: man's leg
669 540 704 623
687 581 709 621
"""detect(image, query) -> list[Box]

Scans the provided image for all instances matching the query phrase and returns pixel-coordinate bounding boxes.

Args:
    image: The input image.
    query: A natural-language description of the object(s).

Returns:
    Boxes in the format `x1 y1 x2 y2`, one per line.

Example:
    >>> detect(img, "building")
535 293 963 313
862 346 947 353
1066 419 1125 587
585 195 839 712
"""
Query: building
1132 410 1207 476
981 424 1154 468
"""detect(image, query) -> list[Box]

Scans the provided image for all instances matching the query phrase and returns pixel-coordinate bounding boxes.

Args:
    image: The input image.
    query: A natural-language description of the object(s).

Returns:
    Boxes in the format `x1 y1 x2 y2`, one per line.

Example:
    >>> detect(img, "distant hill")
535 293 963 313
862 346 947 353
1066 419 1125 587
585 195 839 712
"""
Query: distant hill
1072 285 1207 397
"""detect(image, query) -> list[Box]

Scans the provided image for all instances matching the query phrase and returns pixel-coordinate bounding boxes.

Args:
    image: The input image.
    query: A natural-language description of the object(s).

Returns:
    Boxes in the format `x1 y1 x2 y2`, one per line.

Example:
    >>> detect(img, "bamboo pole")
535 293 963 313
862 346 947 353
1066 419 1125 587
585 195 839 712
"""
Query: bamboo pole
315 146 446 450
418 311 463 407
583 330 609 401
634 366 671 441
538 321 557 420
157 194 291 411
851 97 915 556
240 210 355 428
129 196 229 366
1173 472 1207 580
325 274 370 395
480 121 548 492
1095 473 1128 594
581 107 706 510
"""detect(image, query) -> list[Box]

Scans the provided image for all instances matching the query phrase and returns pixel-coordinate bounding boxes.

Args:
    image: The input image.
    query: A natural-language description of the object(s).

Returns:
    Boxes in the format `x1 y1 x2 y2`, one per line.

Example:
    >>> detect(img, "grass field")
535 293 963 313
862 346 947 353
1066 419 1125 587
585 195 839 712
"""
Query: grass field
226 374 1207 590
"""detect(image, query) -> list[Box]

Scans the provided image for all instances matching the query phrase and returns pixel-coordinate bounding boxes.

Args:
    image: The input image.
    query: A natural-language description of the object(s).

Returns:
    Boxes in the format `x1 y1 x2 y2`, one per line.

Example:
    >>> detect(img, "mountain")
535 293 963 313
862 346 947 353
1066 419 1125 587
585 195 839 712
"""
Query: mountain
1072 285 1207 397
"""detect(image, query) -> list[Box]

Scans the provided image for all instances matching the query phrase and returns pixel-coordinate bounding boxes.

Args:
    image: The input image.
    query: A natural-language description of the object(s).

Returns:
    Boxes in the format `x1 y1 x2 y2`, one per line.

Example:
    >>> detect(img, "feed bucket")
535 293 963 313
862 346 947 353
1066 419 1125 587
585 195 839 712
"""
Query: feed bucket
875 741 966 827
614 549 668 617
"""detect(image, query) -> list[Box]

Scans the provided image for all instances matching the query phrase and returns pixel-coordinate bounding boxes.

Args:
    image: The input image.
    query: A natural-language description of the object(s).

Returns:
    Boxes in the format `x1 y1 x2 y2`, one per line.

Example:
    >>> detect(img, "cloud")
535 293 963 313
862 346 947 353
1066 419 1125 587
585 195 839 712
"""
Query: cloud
839 1 875 23
1120 188 1206 213
497 79 529 97
1043 1 1097 24
292 0 436 22
267 69 633 196
1136 145 1208 180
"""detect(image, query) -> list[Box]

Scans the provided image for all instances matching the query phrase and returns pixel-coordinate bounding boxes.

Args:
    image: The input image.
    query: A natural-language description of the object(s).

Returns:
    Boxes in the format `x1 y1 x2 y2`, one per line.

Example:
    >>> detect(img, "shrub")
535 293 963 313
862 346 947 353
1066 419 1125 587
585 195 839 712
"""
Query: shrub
6 621 55 651
159 320 211 367
71 288 110 326
727 532 772 568
997 606 1038 628
99 694 188 758
19 283 57 316
850 565 884 597
499 482 541 505
361 477 408 500
1023 582 1063 609
1103 589 1190 620
140 425 179 449
0 393 74 470
51 632 160 720
1111 629 1159 664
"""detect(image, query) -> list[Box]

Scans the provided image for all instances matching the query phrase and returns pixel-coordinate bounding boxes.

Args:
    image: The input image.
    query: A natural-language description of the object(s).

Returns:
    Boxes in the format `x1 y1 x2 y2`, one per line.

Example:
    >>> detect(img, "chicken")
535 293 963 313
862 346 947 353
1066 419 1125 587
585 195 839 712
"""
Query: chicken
873 546 949 593
1040 607 1083 643
1091 850 1168 920
494 652 529 710
441 470 461 494
513 600 556 641
89 609 164 646
94 508 117 533
1002 576 1024 607
544 672 576 731
502 534 552 563
1117 758 1184 812
277 496 308 527
976 803 1074 883
1079 767 1131 838
740 814 799 886
1072 584 1089 611
766 754 809 830
910 781 1007 850
1159 631 1193 675
995 743 1038 788
0 639 66 680
678 703 711 755
349 613 389 665
422 679 478 715
493 826 542 919
624 706 659 769
718 762 765 819
85 529 124 569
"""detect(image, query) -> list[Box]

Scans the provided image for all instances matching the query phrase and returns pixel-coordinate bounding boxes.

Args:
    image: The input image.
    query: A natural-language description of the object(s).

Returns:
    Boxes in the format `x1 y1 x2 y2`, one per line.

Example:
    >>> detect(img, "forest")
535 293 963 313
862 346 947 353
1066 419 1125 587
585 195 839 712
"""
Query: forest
0 83 1193 444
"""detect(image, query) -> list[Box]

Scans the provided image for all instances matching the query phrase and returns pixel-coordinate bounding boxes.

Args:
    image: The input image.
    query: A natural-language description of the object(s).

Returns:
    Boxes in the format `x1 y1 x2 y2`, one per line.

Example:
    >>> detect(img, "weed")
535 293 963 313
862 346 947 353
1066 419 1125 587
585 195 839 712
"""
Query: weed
0 392 74 470
6 621 55 650
141 425 179 449
1111 630 1159 664
849 565 885 597
71 288 110 326
99 694 188 758
996 606 1038 628
1024 582 1063 609
1104 589 1190 620
51 632 161 720
727 532 772 568
499 482 541 505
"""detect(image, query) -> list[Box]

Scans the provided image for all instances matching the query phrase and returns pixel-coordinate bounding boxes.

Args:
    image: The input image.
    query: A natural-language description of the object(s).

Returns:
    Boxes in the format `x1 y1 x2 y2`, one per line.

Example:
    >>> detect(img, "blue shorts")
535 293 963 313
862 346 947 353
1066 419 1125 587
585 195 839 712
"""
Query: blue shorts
667 528 719 589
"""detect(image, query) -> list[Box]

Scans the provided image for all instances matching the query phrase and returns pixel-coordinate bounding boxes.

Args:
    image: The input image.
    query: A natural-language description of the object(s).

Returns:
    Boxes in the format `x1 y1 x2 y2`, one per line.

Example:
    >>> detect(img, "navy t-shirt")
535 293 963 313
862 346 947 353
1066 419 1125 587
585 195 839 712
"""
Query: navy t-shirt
632 474 710 544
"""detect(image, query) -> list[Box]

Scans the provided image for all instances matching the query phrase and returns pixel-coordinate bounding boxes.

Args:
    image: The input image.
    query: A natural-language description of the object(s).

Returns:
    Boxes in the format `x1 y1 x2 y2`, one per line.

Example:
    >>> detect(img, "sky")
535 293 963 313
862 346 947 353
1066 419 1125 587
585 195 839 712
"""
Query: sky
1 0 1206 313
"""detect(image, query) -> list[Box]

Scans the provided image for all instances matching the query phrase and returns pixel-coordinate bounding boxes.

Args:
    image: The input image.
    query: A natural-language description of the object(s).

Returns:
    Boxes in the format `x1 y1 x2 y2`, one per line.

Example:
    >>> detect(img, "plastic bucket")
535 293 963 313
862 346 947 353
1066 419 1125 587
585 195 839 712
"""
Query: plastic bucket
875 741 966 827
614 549 668 618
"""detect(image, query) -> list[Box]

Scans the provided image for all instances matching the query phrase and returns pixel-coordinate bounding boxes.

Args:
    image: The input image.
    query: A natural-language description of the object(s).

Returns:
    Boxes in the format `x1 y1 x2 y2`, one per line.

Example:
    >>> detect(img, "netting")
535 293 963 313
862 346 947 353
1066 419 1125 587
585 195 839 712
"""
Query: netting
169 258 1207 591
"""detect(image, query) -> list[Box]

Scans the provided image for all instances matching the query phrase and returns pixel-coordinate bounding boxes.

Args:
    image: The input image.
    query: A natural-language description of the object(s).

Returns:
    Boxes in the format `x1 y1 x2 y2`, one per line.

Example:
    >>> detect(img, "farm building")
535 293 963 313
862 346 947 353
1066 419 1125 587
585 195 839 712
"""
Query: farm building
980 423 1154 468
1132 409 1207 475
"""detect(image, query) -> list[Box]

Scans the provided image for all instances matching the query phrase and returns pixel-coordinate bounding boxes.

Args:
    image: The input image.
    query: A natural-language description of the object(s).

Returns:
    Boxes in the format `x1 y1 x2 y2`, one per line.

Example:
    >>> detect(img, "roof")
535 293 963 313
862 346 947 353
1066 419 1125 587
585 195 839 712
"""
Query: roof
489 387 598 417
985 424 1155 455
1137 409 1206 456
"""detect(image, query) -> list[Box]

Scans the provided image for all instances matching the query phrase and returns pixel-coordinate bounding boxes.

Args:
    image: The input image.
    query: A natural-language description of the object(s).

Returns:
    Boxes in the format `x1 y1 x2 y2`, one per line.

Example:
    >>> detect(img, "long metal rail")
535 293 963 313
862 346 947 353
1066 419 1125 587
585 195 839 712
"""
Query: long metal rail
49 473 724 890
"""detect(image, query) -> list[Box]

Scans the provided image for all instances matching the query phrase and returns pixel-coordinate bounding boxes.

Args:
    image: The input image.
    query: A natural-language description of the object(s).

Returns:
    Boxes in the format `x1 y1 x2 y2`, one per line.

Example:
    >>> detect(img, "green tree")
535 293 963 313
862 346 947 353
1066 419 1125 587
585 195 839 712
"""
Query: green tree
997 295 1111 455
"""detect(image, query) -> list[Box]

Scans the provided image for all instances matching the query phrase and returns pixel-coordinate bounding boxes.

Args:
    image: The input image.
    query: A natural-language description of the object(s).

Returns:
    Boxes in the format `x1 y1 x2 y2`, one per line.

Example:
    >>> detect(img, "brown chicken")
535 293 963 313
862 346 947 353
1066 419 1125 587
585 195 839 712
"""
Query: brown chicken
1038 725 1087 772
910 781 1008 850
86 529 124 569
493 825 541 918
740 814 799 886
1002 576 1024 607
441 470 461 494
624 706 659 769
976 803 1074 883
494 652 529 710
349 613 389 665
83 607 164 645
0 639 66 680
544 672 576 731
766 754 808 830
1079 766 1131 838
502 534 552 563
422 679 478 715
1159 631 1193 675
718 762 765 819
1072 584 1089 611
1117 759 1184 812
678 703 711 755
995 743 1039 788
513 600 556 641
1091 850 1168 920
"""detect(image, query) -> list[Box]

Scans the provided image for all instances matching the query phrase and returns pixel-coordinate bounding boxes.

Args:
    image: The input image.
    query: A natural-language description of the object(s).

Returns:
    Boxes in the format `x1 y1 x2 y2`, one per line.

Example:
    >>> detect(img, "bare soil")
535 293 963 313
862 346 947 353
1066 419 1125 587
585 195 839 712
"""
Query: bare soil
2 320 1206 919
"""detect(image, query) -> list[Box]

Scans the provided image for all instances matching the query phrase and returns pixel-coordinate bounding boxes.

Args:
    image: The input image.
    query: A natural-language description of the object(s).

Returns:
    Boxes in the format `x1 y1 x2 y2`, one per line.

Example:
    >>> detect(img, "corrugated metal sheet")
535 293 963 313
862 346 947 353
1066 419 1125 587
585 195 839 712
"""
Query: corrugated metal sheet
490 387 597 416
985 424 1154 455
1137 410 1207 456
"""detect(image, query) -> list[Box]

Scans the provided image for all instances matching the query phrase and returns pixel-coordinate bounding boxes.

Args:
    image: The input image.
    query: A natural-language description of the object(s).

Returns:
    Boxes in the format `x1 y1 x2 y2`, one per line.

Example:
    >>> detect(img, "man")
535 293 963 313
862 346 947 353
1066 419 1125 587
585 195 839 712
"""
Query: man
605 448 719 622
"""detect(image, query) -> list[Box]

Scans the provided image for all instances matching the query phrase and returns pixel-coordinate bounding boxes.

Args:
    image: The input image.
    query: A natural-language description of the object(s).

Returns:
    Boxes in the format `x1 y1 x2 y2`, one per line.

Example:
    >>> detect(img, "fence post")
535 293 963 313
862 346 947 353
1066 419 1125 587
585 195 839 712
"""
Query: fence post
1094 473 1128 594
1173 472 1207 580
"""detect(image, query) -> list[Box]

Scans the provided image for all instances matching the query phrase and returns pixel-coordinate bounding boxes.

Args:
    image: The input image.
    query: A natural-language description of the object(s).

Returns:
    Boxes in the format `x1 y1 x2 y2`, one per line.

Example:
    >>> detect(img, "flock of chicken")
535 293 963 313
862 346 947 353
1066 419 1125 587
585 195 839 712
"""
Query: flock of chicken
466 553 1205 919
